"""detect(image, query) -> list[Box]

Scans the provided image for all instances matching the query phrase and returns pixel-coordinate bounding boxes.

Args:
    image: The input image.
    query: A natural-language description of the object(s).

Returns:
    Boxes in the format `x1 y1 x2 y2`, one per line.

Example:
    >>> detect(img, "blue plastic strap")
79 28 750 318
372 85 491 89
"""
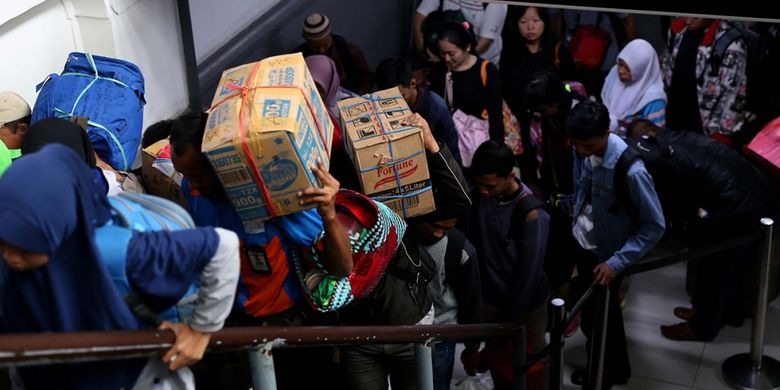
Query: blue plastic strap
50 108 129 171
60 72 132 90
87 120 128 172
51 53 133 170
368 95 408 217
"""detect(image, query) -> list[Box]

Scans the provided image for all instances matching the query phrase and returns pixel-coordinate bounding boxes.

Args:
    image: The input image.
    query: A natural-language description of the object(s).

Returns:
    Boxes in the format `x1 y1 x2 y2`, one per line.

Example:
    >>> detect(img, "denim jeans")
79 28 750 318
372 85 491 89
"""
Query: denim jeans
433 341 456 390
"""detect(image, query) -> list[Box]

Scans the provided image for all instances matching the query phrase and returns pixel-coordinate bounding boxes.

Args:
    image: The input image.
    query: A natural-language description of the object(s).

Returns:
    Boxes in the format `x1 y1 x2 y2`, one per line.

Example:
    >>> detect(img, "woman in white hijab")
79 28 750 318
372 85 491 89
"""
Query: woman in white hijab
601 38 667 137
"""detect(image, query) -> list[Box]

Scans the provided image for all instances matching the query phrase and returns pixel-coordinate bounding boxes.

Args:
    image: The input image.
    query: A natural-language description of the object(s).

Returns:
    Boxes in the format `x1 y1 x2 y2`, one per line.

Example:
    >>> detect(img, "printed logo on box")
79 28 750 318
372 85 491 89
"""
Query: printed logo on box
220 76 246 96
261 157 299 191
262 99 291 119
351 116 372 126
358 126 379 138
266 67 296 86
374 159 419 190
208 104 231 130
210 153 243 169
379 98 400 107
347 104 369 117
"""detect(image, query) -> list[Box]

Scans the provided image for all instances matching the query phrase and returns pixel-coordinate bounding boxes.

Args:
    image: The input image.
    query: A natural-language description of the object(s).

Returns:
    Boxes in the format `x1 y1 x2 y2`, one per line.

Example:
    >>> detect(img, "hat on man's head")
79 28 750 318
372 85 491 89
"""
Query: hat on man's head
0 91 31 128
302 13 332 40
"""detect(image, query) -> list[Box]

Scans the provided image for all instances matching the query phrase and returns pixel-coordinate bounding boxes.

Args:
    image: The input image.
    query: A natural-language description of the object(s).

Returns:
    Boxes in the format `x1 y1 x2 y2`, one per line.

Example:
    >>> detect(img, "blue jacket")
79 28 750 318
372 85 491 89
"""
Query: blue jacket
182 179 323 318
573 133 665 273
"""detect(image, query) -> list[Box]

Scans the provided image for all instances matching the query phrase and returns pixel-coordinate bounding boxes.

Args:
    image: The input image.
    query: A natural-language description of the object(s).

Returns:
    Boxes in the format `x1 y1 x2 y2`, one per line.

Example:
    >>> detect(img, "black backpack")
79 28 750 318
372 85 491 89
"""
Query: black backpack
701 21 774 118
609 136 672 223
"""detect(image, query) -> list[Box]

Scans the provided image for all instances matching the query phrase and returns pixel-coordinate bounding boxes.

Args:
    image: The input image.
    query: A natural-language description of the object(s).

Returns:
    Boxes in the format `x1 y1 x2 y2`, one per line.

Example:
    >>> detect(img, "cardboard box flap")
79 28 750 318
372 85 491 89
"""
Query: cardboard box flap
144 138 169 157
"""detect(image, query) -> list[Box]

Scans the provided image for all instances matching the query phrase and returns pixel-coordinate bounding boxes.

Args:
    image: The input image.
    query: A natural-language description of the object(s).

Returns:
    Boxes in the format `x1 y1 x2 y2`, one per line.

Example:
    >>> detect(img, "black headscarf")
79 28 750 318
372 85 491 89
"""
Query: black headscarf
22 117 97 166
0 144 145 388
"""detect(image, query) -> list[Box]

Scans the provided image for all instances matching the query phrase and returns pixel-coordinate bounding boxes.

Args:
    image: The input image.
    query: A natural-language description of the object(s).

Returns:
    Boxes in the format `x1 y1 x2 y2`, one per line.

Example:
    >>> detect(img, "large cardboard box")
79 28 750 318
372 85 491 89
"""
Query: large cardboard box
337 88 435 218
204 53 333 232
141 139 188 209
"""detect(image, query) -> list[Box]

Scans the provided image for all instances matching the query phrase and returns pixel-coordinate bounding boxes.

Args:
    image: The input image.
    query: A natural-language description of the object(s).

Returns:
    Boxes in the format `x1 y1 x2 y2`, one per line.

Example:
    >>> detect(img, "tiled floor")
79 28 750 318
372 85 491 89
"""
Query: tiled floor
451 262 780 389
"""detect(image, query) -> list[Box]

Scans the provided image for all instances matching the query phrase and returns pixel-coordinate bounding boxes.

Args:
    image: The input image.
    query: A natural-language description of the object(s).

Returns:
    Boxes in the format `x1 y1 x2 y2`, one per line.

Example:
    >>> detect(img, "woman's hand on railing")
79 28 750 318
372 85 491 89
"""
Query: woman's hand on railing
159 321 212 371
592 263 617 286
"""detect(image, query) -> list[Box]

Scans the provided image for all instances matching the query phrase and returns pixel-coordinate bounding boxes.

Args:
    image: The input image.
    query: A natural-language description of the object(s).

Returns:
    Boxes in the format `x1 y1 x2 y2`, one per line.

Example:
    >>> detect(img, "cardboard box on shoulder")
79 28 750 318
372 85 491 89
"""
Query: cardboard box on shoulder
141 139 189 209
203 53 333 233
337 87 435 218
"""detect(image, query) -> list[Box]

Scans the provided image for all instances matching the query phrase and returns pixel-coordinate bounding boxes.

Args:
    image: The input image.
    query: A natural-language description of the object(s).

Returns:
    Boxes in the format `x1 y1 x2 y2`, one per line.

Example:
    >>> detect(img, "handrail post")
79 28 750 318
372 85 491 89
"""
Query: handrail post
249 342 278 390
588 286 609 390
415 340 434 390
513 324 527 390
549 298 566 390
722 218 780 389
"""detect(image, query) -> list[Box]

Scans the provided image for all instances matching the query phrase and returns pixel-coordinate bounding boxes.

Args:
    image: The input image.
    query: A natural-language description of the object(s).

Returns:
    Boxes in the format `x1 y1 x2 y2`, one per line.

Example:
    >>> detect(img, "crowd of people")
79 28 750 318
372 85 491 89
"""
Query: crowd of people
0 3 778 390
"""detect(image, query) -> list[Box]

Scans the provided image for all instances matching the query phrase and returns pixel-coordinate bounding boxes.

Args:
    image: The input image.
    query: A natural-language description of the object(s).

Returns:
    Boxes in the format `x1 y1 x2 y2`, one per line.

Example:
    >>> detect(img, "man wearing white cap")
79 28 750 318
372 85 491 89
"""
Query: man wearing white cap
295 12 374 95
0 91 31 177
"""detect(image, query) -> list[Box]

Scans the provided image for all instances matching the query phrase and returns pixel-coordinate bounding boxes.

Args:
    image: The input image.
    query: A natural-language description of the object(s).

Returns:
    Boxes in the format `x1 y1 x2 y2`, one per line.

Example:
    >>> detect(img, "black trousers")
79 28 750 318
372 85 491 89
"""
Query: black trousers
574 255 631 386
687 220 758 340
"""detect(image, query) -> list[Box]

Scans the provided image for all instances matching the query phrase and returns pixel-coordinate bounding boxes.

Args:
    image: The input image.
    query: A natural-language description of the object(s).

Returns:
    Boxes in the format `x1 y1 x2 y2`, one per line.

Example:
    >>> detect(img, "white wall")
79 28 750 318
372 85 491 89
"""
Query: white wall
0 0 189 137
0 0 46 25
0 1 77 108
189 0 283 63
108 0 190 127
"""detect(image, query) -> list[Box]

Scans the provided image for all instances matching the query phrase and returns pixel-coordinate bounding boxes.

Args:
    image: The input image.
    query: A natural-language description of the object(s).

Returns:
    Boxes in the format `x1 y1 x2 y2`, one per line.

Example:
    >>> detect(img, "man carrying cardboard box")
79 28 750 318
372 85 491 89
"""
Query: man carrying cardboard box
339 113 472 390
337 87 438 219
170 112 352 386
172 112 352 317
202 53 336 232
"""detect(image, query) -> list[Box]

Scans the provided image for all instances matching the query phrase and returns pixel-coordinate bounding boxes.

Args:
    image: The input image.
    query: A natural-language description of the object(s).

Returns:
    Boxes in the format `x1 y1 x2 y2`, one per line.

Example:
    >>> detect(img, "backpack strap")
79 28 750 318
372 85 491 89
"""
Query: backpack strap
610 147 641 220
387 241 435 287
96 194 198 326
709 27 744 76
508 190 545 245
479 59 489 118
479 59 489 88
443 228 467 294
69 116 89 131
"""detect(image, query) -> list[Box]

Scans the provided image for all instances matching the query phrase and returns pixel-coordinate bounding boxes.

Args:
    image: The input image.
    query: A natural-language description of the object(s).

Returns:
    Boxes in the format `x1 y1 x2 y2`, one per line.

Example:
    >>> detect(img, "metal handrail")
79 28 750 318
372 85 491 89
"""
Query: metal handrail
622 230 762 276
548 222 773 390
0 323 519 368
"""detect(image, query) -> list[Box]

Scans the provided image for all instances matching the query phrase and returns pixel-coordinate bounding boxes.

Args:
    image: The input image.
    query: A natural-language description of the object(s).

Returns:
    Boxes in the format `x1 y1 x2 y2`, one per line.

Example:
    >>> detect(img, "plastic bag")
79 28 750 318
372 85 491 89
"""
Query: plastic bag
451 373 493 390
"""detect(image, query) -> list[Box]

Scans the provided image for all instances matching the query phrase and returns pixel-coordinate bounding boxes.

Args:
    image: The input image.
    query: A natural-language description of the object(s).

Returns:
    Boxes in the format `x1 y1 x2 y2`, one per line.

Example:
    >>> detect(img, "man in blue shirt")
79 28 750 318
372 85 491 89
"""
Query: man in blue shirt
375 57 463 167
567 101 665 389
170 112 352 388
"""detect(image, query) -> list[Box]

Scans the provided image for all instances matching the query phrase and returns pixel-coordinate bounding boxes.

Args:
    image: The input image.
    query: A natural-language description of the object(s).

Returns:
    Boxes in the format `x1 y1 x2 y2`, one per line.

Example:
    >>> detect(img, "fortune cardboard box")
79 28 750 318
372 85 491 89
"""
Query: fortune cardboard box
203 53 333 233
141 139 188 209
337 87 435 218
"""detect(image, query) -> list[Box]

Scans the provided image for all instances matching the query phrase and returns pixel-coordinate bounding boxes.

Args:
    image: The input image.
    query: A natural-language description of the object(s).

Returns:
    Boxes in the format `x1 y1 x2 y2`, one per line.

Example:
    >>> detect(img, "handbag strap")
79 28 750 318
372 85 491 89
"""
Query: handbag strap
479 59 489 119
448 59 490 117
445 71 454 109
